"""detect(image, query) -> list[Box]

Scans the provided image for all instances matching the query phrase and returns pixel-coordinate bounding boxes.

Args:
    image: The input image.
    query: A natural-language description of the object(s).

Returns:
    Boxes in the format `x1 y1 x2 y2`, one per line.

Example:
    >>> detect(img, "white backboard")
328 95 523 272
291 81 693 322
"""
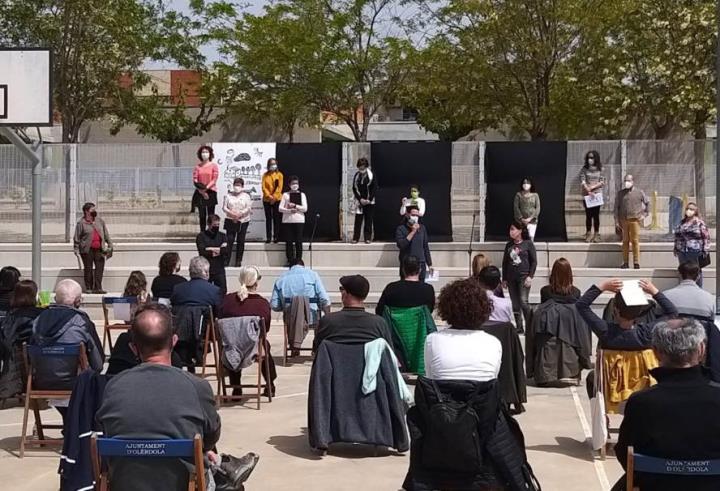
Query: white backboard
0 48 53 126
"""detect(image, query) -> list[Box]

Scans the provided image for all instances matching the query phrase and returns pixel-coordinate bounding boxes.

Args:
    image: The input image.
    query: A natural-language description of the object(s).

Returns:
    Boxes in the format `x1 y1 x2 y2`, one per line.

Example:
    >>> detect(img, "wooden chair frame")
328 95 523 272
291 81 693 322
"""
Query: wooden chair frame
101 297 134 354
91 433 205 491
215 317 273 410
20 343 89 458
199 309 217 378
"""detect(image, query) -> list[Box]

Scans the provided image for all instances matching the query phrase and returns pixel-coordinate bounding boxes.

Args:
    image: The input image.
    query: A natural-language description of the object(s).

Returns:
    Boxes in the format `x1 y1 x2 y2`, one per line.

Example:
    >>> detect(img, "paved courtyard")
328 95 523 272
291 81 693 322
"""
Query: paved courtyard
0 327 622 490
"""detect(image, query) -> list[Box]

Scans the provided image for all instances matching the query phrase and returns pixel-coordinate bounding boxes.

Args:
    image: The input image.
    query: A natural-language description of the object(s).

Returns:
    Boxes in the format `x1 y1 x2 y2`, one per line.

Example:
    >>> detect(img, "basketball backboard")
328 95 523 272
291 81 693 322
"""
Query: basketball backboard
0 48 53 126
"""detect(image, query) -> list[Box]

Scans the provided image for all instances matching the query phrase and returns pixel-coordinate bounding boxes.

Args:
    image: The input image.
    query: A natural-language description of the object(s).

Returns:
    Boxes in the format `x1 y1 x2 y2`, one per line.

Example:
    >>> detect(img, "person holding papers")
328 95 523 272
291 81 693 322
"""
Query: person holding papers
279 175 308 265
580 150 605 243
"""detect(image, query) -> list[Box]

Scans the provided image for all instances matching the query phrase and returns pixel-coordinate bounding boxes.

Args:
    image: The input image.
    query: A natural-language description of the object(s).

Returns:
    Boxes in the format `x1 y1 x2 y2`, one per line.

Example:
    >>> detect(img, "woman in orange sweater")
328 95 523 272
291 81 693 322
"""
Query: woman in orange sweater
261 158 284 244
192 145 219 231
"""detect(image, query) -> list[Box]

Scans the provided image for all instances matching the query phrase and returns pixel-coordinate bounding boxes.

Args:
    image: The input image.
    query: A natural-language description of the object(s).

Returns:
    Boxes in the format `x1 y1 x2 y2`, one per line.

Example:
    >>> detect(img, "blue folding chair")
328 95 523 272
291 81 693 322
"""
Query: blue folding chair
627 446 720 490
101 296 138 353
91 433 206 491
20 343 88 457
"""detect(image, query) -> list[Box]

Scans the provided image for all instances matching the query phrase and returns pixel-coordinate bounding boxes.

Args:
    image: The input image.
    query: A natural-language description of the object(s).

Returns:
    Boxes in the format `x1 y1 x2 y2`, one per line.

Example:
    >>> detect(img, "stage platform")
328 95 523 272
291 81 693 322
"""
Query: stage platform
2 241 715 319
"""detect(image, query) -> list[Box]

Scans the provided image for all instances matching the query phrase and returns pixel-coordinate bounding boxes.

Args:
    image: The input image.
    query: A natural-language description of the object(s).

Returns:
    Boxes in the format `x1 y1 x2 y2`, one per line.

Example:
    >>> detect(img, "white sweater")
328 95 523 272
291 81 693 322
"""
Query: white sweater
279 191 308 224
425 328 502 382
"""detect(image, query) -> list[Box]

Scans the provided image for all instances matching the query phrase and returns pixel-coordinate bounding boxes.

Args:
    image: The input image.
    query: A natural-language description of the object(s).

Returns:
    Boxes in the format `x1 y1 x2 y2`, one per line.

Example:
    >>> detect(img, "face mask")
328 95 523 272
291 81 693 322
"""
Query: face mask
408 216 419 225
210 225 220 233
686 209 696 218
624 181 633 189
90 211 97 218
410 190 419 199
233 186 243 194
201 152 211 161
522 184 531 191
269 164 278 172
587 158 595 165
358 168 368 174
290 184 299 191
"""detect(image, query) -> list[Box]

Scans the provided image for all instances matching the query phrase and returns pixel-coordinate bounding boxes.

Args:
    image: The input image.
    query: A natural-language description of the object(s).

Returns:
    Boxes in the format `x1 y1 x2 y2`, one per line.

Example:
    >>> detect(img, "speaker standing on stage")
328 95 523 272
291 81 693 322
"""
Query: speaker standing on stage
615 174 648 269
352 157 377 244
262 158 284 244
396 205 432 281
279 176 308 265
580 150 605 243
222 177 252 267
196 214 229 294
399 185 426 217
192 145 219 232
74 202 113 294
513 177 541 241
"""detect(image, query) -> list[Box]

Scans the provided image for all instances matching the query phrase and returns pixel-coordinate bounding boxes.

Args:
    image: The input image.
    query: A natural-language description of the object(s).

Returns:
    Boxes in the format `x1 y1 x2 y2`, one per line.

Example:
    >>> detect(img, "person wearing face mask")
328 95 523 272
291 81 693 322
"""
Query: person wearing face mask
395 206 433 281
192 145 219 232
615 174 649 269
352 157 378 244
400 185 426 217
196 214 229 294
223 177 253 267
513 177 541 241
73 202 113 294
262 158 284 244
279 176 308 264
501 222 537 334
580 150 605 242
673 202 711 286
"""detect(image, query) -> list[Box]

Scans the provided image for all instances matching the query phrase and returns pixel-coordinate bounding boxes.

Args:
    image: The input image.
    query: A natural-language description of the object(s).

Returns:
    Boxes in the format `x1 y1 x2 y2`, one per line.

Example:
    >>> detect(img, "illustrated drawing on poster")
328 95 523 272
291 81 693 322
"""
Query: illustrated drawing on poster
213 142 277 241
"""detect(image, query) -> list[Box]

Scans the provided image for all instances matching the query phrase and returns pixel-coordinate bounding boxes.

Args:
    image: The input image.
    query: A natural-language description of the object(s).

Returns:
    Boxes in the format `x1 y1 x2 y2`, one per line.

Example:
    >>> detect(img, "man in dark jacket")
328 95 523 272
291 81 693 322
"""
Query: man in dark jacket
614 318 720 491
195 214 229 294
170 256 222 310
395 205 432 282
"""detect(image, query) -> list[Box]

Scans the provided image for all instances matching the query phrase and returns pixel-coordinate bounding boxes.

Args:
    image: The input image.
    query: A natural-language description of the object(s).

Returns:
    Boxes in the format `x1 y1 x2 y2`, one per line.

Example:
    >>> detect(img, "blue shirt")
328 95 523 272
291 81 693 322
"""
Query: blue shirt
271 266 331 322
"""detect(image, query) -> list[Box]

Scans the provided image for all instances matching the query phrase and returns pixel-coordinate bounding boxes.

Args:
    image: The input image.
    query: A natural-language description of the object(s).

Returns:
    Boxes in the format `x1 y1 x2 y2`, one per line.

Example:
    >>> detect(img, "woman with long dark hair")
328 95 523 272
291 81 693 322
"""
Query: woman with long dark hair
150 252 187 300
501 222 537 334
192 145 219 232
513 177 540 240
674 202 711 286
540 258 581 303
580 150 605 242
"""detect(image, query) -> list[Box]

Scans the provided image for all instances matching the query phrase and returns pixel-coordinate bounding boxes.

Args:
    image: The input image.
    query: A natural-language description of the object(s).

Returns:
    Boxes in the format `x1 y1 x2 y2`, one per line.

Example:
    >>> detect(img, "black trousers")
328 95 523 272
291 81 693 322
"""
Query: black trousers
197 191 217 232
284 223 304 263
263 202 281 241
80 249 105 292
353 204 375 242
583 201 601 233
227 341 278 389
209 272 227 296
225 220 249 267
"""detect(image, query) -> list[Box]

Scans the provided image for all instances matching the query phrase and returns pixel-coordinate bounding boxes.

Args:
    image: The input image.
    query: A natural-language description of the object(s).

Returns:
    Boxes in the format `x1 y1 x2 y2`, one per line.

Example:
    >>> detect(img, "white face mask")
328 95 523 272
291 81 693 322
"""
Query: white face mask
358 167 368 174
290 184 299 191
587 158 595 165
408 216 419 225
269 164 278 172
522 183 531 191
200 152 211 161
624 181 633 189
686 209 696 218
233 186 243 194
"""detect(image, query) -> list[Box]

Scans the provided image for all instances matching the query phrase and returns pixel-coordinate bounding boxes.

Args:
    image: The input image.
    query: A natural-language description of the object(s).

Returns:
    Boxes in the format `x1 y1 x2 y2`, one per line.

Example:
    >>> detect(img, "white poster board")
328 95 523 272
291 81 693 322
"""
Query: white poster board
0 49 53 126
213 143 276 241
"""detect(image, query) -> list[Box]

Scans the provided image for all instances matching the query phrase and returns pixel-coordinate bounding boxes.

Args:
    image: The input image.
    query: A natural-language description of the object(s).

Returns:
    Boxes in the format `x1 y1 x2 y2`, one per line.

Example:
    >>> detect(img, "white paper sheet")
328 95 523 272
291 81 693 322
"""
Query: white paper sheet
621 280 649 306
425 268 440 283
583 192 604 208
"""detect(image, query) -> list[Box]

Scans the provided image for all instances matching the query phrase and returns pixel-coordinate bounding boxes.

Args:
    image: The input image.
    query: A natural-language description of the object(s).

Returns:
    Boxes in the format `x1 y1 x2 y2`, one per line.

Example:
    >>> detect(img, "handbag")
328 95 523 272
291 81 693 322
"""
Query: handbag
699 252 711 268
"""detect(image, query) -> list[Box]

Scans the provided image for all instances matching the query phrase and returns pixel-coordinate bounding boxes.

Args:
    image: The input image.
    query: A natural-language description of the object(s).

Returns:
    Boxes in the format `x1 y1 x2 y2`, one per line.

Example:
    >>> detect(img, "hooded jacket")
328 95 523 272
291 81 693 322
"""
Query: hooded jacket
30 305 104 390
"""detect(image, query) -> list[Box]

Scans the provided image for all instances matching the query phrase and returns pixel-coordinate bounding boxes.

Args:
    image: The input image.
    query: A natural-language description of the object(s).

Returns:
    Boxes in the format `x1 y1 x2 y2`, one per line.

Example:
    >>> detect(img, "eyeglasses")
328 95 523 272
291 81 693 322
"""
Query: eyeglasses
339 286 345 292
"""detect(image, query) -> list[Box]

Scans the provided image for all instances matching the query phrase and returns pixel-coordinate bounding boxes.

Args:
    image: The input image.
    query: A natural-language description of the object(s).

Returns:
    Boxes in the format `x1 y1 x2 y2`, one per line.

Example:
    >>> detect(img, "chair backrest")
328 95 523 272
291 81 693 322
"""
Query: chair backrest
627 446 720 490
23 343 89 391
91 433 205 491
596 348 658 413
102 296 138 324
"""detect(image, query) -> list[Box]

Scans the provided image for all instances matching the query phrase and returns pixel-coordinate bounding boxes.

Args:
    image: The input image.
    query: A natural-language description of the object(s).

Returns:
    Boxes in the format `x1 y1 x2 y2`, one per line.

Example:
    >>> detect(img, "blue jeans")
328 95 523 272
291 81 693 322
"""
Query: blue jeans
678 250 703 287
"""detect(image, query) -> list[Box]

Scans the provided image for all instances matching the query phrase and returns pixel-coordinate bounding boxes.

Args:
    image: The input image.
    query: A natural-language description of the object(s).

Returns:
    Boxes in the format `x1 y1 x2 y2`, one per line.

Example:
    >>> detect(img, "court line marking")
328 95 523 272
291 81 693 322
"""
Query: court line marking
570 386 611 490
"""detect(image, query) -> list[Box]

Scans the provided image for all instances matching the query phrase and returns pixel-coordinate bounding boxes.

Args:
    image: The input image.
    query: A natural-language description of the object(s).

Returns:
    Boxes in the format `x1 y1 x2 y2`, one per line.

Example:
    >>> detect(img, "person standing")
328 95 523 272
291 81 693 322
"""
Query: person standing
73 202 113 294
502 222 537 334
580 150 605 243
399 185 426 217
615 174 649 269
674 202 711 287
223 177 253 267
262 158 284 244
395 205 432 281
352 157 377 244
279 176 308 265
513 177 541 241
192 145 219 232
195 214 229 294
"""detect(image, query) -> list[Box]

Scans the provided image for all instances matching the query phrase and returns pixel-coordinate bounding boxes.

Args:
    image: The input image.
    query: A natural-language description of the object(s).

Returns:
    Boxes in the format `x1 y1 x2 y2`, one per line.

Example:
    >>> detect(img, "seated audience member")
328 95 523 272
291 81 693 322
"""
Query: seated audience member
151 252 187 300
97 303 222 490
219 266 277 397
540 258 580 304
313 275 393 353
662 261 715 320
123 271 150 315
375 255 435 316
425 278 502 382
477 266 513 323
0 280 43 398
471 253 492 277
271 258 330 324
0 266 21 316
170 256 222 310
614 319 720 491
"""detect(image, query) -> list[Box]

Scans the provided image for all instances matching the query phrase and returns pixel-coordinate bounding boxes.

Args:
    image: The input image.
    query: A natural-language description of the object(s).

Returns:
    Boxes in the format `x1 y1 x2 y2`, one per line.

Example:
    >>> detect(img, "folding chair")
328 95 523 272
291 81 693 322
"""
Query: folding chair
200 309 217 378
282 296 326 366
101 297 138 354
20 343 88 458
626 446 720 490
91 433 206 491
215 317 273 409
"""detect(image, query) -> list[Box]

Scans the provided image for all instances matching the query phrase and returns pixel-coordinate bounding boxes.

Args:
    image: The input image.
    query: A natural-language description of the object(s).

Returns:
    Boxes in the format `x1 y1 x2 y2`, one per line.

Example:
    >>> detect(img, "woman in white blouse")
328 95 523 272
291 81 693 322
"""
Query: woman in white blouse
222 177 253 267
425 278 502 382
278 175 308 265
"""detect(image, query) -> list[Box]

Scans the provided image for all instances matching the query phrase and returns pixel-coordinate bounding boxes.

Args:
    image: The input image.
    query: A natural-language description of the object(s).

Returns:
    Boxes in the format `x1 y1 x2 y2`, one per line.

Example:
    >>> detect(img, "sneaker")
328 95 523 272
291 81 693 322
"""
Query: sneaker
272 239 279 244
592 233 601 243
364 240 372 244
264 239 271 244
351 240 359 244
634 263 640 269
620 263 629 269
214 452 260 491
584 232 592 243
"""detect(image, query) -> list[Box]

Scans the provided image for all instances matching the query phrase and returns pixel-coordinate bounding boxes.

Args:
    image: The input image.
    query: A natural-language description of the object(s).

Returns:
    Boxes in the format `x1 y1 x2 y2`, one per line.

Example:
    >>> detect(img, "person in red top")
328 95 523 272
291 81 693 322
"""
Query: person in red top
219 266 277 396
73 202 113 293
192 145 220 232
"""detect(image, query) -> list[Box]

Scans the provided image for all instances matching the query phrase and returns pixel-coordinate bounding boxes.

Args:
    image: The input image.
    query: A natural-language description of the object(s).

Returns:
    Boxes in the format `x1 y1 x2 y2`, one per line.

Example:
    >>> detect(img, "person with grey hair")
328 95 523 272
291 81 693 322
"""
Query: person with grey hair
613 318 720 491
614 174 649 269
170 256 222 309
